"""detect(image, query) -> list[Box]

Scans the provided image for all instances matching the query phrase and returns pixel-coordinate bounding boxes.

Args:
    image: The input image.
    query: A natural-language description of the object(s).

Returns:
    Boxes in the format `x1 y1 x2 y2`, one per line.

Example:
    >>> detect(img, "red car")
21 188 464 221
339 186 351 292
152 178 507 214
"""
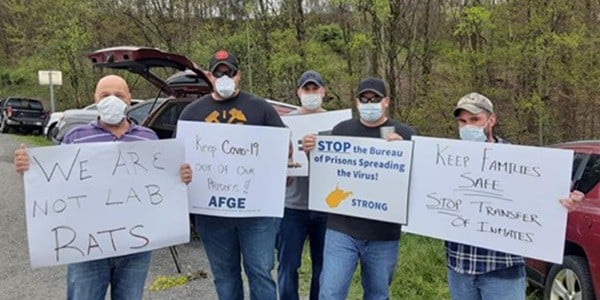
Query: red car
527 140 600 300
87 46 298 139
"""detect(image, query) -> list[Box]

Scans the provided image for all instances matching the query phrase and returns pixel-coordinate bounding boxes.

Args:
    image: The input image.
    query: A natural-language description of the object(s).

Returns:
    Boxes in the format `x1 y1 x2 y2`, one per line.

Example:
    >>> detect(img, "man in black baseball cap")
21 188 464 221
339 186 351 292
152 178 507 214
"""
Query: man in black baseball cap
208 50 239 73
356 77 387 97
204 50 241 100
278 70 328 300
177 49 287 300
301 77 415 299
297 70 325 89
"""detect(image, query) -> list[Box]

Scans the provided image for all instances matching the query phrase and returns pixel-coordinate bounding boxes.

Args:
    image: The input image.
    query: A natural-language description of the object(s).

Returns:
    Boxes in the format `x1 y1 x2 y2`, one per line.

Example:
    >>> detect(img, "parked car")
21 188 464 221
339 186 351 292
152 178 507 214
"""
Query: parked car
86 46 298 140
44 103 98 140
527 140 600 300
0 97 47 134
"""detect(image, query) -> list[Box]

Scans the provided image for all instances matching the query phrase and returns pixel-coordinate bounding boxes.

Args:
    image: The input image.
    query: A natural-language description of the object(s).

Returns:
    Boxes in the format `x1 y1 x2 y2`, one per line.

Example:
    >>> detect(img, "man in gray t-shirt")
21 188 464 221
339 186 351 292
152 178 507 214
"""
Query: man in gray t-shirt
277 70 328 300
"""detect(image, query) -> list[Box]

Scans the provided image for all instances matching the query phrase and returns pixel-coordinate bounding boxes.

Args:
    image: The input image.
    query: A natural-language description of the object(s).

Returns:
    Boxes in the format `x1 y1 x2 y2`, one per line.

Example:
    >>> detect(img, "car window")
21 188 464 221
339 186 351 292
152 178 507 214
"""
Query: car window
127 102 154 124
573 153 600 194
571 152 588 181
156 102 189 128
6 99 43 110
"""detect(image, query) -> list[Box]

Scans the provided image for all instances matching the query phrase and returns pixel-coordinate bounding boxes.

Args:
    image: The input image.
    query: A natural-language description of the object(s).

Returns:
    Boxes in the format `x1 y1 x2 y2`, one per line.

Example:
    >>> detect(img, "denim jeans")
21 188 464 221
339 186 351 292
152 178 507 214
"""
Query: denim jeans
66 251 151 300
195 215 278 300
447 265 526 300
319 229 399 300
277 208 327 300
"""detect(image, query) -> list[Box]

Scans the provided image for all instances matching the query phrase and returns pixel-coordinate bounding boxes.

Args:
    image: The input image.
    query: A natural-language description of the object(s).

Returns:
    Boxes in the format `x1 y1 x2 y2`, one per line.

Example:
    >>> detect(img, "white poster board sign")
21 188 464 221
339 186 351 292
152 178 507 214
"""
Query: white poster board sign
308 136 413 224
178 121 289 217
23 139 189 268
404 136 573 263
282 109 352 176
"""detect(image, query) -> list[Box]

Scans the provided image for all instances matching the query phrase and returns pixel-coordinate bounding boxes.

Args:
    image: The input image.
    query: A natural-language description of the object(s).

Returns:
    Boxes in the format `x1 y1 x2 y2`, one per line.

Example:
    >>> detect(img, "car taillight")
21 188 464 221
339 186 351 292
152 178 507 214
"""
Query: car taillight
5 107 12 117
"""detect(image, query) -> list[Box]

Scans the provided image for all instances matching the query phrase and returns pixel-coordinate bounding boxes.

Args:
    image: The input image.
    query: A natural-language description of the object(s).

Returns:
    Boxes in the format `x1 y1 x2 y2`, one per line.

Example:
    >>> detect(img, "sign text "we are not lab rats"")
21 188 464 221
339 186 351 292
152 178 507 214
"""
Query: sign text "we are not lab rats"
23 140 189 268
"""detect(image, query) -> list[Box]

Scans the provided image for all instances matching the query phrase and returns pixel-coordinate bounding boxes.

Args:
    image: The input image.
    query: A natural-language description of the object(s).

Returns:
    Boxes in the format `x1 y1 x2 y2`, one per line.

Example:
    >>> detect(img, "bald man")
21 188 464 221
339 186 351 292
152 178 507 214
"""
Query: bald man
14 75 192 300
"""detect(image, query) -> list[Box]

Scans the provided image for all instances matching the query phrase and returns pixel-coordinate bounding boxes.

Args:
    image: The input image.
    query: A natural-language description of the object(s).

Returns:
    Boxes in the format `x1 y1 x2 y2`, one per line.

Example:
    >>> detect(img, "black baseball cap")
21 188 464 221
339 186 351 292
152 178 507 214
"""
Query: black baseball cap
356 77 387 97
208 50 239 72
297 70 324 88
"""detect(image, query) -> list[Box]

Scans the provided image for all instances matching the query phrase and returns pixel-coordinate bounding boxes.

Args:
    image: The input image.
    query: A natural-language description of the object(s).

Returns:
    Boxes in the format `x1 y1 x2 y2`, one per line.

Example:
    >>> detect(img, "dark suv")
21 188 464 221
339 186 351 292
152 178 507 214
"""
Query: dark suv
527 140 600 299
87 46 298 139
0 97 47 134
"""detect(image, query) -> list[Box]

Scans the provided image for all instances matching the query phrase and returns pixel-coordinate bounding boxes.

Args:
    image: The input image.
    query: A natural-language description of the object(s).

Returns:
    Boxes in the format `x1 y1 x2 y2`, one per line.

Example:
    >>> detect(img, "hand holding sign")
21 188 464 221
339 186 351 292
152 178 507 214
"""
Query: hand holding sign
302 134 316 152
560 190 584 212
14 144 29 173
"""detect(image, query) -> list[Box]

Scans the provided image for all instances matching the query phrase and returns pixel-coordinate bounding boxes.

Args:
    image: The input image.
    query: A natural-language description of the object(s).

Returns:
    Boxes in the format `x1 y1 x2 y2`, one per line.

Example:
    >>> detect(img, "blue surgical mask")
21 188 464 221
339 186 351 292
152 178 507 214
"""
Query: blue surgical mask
300 93 323 111
459 124 487 142
358 103 383 123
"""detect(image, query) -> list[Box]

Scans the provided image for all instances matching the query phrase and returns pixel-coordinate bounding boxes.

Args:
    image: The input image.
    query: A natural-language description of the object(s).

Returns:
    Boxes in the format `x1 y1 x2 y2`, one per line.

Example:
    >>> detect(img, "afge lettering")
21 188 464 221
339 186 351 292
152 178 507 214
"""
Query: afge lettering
208 196 246 209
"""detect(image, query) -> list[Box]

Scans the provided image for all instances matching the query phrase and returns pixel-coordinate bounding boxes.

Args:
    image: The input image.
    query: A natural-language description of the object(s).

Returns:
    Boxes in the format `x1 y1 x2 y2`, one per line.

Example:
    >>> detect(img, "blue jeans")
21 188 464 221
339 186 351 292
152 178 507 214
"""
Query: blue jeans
277 208 327 300
319 229 399 300
66 251 151 300
195 215 278 300
447 265 526 300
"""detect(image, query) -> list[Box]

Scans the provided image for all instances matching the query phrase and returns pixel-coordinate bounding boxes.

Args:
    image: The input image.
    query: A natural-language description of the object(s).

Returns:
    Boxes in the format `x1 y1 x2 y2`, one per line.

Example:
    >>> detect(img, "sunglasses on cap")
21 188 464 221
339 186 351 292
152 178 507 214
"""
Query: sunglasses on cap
212 69 237 78
358 95 383 104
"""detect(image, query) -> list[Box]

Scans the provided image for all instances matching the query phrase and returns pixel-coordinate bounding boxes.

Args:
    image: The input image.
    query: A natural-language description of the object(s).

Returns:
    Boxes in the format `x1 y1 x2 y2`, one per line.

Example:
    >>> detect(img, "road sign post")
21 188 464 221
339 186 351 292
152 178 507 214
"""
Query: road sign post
38 70 62 113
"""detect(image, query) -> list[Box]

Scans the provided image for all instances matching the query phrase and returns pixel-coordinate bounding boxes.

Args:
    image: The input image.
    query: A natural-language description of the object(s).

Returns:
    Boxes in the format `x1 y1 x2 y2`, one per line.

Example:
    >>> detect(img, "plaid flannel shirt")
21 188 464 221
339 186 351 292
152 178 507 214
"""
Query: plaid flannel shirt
445 241 524 275
445 135 524 275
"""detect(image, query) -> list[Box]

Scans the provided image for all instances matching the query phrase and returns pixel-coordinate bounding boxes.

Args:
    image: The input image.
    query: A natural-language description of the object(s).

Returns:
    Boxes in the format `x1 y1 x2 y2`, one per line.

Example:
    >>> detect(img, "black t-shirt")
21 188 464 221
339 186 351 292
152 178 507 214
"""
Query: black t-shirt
178 91 285 127
326 118 416 241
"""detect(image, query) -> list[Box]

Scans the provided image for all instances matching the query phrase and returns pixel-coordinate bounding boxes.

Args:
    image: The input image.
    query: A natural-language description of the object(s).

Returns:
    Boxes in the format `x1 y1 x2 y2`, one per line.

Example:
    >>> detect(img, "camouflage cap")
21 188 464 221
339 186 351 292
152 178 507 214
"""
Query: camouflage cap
453 92 494 117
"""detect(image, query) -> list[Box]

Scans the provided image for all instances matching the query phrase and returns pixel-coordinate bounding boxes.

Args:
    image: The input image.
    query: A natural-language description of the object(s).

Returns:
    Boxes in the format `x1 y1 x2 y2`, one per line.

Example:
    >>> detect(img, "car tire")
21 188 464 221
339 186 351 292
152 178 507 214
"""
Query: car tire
46 124 57 140
544 255 594 300
0 119 11 134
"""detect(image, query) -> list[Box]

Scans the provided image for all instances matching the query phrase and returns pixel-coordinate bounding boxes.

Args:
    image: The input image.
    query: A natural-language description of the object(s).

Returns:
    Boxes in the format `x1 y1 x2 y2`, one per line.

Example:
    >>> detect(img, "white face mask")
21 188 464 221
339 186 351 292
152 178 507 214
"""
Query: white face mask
97 95 127 125
300 93 323 111
459 124 487 142
215 76 236 98
358 103 383 123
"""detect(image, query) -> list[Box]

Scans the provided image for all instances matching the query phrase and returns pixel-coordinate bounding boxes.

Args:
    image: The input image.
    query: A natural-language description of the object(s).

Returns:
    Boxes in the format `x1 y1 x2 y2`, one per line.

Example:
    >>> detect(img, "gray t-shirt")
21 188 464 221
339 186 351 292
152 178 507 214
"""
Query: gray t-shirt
284 108 316 210
285 176 310 210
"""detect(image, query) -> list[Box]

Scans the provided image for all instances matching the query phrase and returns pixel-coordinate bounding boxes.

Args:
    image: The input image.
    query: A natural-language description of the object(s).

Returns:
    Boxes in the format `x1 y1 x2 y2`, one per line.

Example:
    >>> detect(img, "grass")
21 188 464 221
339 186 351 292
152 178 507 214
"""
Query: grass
13 134 53 147
299 233 544 299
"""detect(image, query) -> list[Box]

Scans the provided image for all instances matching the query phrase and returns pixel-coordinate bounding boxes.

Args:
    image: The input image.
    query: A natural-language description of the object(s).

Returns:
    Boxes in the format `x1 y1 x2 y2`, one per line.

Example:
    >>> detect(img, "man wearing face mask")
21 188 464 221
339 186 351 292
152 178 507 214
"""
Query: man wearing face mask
277 70 328 300
302 77 415 299
177 50 286 300
13 74 193 300
447 92 585 300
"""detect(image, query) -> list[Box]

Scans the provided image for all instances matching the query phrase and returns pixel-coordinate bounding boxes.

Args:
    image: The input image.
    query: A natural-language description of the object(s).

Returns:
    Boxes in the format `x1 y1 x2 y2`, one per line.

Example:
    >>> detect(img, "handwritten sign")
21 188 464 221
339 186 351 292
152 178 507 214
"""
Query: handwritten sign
177 121 290 217
23 139 189 268
308 136 413 224
404 136 573 263
282 109 352 176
